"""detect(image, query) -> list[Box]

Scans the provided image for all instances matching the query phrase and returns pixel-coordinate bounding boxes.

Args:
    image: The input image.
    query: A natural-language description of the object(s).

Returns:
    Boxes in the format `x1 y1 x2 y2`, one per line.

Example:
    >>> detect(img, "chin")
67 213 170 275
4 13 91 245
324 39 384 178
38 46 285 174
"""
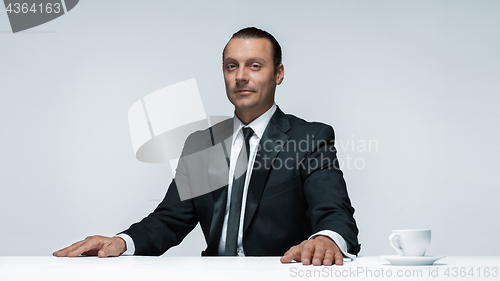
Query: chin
235 103 258 110
229 97 258 110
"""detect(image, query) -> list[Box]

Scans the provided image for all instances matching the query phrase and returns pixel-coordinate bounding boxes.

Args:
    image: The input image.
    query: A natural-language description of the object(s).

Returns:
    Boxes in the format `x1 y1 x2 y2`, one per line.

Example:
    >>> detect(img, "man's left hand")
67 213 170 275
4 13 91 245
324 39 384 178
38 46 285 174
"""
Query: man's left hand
280 235 344 266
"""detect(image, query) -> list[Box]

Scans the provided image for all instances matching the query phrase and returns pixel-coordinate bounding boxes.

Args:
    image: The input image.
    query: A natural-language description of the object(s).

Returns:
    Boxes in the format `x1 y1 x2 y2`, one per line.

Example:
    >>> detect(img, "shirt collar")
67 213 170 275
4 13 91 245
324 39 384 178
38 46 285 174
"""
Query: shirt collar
232 103 277 143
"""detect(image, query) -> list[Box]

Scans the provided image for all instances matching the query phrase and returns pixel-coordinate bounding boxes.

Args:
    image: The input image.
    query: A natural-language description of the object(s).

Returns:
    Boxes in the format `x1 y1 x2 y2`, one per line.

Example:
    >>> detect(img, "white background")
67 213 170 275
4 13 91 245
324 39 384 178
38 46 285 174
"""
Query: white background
0 0 499 257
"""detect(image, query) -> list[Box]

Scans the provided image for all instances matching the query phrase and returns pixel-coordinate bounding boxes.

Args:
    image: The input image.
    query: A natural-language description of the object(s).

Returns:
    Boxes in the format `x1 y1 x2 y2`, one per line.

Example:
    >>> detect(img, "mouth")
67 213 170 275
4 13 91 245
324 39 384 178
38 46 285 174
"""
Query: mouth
235 89 254 94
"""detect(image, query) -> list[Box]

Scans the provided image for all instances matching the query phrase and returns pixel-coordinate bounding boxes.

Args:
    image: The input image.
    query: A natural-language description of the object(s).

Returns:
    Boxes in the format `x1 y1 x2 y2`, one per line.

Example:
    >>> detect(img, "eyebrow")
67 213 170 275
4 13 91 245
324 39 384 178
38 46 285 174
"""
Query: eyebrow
223 57 266 64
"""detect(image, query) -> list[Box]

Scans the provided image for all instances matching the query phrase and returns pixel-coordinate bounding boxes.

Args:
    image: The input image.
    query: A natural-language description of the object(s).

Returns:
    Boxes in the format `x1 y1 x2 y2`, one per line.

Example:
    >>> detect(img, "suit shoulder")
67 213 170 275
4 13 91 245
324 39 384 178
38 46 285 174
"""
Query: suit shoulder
186 118 232 140
183 118 232 154
283 113 334 134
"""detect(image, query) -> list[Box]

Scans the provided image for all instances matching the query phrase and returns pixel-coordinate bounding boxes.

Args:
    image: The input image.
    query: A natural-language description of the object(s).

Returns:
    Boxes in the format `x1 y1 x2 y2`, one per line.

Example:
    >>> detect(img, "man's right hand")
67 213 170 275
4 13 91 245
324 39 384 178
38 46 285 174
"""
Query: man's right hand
53 235 127 258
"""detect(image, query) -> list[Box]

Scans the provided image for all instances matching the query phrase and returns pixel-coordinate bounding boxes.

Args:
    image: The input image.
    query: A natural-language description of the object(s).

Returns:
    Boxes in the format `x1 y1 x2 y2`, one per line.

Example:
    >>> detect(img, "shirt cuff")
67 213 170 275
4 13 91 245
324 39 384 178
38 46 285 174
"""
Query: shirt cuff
309 230 356 260
115 233 135 256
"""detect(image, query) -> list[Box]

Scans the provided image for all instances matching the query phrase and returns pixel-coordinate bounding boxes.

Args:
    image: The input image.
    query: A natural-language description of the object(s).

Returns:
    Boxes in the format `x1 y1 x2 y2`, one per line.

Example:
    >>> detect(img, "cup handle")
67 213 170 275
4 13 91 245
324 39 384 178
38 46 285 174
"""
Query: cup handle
389 233 404 255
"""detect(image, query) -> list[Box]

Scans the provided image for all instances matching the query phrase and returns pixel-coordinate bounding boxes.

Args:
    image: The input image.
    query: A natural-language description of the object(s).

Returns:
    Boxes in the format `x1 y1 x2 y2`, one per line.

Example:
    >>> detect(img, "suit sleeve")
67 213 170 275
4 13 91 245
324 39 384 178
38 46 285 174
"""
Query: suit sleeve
119 140 198 256
302 125 360 255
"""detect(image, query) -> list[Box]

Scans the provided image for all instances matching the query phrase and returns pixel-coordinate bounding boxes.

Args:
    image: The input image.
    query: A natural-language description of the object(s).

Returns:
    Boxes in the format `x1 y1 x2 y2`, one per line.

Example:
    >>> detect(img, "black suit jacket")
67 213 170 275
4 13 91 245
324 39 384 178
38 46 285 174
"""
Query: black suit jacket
122 106 360 256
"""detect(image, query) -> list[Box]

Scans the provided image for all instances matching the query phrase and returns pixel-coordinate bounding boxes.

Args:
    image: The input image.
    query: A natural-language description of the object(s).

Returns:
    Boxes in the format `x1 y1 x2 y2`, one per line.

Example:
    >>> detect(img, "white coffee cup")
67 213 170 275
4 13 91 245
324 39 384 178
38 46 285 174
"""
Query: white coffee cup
389 229 431 256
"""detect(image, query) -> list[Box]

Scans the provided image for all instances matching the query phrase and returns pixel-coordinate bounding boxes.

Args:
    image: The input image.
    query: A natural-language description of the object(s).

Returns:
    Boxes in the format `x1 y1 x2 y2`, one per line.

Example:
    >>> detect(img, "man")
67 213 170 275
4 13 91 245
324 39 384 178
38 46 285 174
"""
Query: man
54 27 360 266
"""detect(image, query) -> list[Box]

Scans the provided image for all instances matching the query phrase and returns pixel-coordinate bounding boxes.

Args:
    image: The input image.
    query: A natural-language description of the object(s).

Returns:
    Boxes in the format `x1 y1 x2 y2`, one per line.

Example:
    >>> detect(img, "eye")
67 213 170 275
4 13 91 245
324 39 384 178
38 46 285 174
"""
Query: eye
226 63 236 71
250 63 261 70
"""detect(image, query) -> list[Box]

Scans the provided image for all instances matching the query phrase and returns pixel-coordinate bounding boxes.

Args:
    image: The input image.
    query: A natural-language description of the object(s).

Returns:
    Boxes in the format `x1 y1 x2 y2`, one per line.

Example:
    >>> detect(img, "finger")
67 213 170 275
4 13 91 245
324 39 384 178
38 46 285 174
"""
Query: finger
280 245 301 263
67 237 104 257
312 246 325 266
317 235 344 266
323 249 334 266
334 250 344 266
53 240 86 257
300 241 316 265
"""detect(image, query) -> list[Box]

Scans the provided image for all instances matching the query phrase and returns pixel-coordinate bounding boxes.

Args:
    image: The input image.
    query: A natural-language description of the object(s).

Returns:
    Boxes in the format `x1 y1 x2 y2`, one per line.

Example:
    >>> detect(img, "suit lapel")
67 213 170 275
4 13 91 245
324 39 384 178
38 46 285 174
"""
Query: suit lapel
243 107 290 233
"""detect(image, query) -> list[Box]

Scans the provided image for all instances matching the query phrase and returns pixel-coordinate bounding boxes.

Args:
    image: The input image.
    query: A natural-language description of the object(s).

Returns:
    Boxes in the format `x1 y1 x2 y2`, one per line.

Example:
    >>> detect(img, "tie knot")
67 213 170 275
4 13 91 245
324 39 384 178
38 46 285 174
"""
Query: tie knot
242 127 254 143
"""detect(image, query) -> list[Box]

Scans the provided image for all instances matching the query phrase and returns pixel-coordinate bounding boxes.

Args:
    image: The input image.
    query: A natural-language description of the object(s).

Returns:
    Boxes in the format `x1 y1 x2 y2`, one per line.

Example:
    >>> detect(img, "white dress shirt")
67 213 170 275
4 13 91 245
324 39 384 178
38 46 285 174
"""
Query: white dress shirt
118 103 355 259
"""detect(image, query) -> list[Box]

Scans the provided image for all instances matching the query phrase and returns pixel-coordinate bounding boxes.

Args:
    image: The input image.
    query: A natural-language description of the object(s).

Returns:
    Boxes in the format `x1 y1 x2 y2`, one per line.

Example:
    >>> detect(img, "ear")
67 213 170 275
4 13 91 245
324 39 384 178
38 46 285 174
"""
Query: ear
275 63 285 85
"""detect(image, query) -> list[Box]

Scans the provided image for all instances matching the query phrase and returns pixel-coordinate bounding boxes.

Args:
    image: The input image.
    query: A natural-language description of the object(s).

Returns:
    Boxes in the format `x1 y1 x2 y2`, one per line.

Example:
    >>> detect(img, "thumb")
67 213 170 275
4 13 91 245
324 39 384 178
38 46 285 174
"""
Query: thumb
98 248 108 258
98 243 115 258
99 242 122 258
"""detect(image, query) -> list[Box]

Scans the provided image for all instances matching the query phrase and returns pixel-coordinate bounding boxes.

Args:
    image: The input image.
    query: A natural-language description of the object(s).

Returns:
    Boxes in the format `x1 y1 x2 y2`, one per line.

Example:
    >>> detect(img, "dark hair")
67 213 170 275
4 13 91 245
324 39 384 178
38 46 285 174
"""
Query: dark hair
223 27 282 72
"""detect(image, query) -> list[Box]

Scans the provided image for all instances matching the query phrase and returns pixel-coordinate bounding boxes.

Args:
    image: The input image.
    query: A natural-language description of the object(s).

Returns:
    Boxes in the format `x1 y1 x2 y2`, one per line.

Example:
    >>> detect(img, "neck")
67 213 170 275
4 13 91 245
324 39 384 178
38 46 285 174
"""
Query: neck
235 102 273 125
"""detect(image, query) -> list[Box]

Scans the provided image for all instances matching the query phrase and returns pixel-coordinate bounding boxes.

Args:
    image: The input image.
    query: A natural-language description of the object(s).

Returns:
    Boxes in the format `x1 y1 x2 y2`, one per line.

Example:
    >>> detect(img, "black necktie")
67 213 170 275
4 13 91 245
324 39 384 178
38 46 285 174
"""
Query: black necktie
225 127 254 256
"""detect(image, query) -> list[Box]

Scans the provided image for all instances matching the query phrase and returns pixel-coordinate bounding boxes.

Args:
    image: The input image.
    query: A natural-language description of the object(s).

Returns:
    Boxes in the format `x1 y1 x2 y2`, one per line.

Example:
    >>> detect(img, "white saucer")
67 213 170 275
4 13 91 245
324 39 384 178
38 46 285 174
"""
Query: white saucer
381 255 445 266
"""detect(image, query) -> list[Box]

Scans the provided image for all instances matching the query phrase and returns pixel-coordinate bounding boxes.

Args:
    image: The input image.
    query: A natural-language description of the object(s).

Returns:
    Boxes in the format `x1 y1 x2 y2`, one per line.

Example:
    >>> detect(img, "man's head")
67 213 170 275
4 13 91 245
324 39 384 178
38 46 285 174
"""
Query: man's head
222 27 284 124
223 27 282 73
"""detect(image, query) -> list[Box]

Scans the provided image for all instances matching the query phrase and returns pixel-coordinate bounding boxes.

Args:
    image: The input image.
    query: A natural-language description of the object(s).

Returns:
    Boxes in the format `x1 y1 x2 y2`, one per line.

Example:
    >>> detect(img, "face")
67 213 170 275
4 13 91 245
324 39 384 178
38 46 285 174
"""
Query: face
223 38 284 116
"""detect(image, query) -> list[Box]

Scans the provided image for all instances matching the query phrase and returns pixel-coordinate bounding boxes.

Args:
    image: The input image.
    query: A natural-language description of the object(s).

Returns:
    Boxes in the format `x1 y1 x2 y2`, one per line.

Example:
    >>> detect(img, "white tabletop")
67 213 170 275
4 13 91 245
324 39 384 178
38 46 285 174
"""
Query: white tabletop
0 256 498 280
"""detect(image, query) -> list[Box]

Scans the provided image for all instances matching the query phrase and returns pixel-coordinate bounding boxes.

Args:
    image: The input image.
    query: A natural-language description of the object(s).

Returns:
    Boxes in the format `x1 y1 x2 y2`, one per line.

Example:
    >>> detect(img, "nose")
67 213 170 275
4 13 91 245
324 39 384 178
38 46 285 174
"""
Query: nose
236 66 249 83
